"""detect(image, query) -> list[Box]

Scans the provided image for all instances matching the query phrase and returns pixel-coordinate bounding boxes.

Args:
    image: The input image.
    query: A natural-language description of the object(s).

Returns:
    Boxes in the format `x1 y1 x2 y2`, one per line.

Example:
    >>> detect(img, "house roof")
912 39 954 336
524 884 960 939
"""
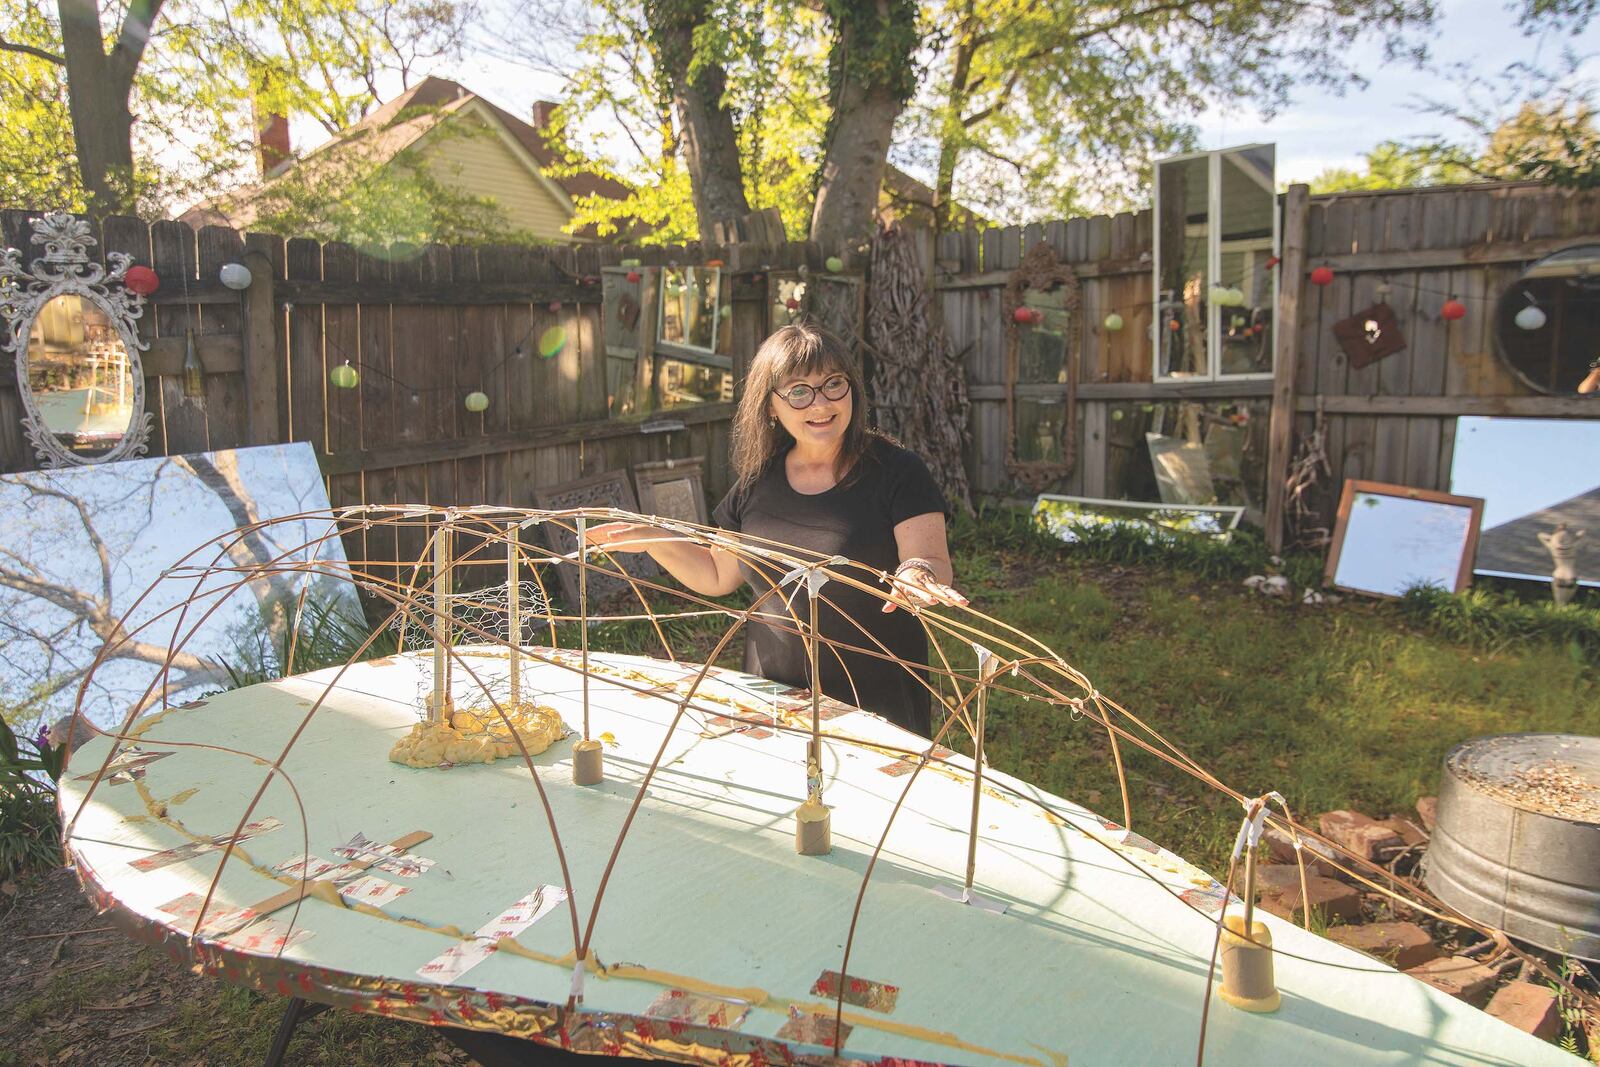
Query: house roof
181 76 633 238
1474 485 1600 582
880 164 993 229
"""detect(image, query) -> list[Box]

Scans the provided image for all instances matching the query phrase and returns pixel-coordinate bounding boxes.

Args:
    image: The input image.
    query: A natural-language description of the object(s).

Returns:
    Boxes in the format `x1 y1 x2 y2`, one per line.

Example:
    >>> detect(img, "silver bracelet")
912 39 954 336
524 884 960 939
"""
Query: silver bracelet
895 557 938 580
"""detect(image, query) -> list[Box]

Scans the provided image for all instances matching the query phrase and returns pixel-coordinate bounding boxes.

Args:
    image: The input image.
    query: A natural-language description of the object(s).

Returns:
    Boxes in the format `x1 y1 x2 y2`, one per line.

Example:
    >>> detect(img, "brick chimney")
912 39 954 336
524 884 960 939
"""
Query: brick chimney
254 103 291 178
531 100 559 131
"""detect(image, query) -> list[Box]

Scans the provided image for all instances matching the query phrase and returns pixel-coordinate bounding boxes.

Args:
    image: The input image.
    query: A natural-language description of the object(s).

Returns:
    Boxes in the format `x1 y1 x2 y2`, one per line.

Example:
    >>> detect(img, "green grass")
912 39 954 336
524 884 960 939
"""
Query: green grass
941 510 1600 875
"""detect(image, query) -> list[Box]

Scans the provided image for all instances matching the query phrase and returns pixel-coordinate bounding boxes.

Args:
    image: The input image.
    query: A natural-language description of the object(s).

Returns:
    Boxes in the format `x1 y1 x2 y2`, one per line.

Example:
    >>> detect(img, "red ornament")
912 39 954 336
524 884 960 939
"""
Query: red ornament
784 297 800 311
1012 306 1032 324
1310 266 1334 287
1265 255 1281 269
1168 318 1182 332
1441 298 1467 321
123 265 160 295
625 270 641 283
705 258 724 269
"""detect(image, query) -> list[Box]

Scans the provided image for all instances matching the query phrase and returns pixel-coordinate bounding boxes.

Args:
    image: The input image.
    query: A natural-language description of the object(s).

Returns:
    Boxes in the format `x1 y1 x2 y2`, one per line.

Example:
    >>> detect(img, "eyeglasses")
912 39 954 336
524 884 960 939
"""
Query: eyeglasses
773 374 850 410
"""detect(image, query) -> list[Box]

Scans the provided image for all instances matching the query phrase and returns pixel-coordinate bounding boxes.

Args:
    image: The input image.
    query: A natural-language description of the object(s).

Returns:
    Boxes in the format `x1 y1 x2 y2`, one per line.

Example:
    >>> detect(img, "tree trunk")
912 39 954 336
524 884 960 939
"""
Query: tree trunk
57 0 163 214
646 0 750 244
810 0 919 250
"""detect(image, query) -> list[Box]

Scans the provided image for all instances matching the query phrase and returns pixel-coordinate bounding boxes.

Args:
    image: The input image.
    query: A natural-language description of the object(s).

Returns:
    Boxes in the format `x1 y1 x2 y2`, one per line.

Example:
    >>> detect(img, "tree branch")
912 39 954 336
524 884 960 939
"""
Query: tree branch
0 37 65 65
109 0 167 89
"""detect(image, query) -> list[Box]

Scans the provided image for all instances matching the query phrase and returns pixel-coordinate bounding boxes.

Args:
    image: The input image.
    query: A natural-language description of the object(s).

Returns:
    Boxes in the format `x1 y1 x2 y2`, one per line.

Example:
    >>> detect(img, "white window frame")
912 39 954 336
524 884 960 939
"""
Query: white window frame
1152 145 1279 384
656 266 732 370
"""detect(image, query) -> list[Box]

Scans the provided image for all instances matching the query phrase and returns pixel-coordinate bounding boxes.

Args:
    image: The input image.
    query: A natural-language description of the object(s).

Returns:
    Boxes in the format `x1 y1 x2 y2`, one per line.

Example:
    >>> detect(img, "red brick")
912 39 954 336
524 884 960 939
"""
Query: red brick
1262 824 1341 877
1255 874 1364 924
1406 956 1498 1005
1318 810 1405 861
1328 921 1440 970
1415 796 1438 833
1377 816 1427 848
1486 982 1560 1040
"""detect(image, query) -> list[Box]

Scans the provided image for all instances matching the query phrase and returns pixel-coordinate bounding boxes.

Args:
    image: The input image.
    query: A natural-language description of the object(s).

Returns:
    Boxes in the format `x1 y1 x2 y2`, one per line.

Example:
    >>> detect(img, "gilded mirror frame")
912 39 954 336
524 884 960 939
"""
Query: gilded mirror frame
1002 241 1080 488
1 212 153 467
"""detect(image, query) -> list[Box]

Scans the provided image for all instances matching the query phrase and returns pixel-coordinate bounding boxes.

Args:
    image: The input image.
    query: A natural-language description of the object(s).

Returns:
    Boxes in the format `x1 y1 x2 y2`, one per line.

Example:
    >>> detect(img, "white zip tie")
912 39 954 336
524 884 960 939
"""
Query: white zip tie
1230 797 1271 862
569 958 586 1003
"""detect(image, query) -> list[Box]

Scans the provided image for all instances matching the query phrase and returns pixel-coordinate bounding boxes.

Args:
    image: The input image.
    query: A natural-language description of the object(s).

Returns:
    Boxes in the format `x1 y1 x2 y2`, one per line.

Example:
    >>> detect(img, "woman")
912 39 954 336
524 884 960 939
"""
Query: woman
589 322 965 737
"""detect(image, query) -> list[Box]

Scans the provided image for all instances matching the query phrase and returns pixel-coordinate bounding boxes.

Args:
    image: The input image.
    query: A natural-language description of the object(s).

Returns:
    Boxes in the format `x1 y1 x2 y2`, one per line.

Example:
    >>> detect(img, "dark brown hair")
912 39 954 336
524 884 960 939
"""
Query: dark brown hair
731 321 872 492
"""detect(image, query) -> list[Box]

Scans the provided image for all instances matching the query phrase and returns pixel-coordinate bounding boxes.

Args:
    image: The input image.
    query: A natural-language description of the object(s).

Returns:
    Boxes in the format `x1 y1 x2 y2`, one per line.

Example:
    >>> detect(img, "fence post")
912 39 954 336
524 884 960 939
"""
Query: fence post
1265 184 1310 554
241 231 284 445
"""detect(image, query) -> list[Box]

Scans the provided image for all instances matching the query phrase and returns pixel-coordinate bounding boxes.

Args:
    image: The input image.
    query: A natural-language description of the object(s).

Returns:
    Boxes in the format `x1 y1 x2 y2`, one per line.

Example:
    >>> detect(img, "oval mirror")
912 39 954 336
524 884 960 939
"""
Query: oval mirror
3 212 153 467
1493 243 1600 394
24 293 138 460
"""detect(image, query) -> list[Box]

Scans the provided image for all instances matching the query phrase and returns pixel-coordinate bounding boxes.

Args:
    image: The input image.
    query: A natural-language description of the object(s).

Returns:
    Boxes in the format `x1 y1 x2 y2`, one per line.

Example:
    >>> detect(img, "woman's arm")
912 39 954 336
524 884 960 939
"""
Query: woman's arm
586 522 745 597
884 512 966 611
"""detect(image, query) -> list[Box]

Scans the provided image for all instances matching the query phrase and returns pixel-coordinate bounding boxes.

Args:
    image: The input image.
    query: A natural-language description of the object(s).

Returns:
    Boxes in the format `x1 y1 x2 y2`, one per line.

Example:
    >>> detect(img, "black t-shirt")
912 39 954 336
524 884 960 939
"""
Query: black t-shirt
712 436 949 736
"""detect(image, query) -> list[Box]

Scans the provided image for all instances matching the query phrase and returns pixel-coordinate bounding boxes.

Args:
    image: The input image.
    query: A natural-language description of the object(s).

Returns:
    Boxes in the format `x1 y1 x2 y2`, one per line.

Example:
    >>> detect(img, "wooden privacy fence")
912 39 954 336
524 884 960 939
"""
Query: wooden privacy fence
935 180 1600 546
3 179 1597 559
0 211 835 573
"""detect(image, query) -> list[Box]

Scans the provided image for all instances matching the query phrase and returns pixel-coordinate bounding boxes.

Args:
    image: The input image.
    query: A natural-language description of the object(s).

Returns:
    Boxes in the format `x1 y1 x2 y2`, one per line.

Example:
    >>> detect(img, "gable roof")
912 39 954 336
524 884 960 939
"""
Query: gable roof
1475 485 1600 582
181 76 632 238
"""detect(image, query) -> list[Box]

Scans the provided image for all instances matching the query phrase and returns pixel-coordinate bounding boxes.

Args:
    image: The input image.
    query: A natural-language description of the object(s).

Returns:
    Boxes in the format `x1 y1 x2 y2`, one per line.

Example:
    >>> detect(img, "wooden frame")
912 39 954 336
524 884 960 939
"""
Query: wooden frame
1324 479 1485 598
632 456 708 526
531 469 660 608
1002 242 1080 489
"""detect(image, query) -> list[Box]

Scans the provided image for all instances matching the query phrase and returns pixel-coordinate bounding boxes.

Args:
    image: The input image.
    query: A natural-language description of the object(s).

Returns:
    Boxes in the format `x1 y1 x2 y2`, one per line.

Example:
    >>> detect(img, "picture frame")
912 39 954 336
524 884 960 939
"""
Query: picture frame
531 469 660 608
1324 479 1486 599
633 456 709 527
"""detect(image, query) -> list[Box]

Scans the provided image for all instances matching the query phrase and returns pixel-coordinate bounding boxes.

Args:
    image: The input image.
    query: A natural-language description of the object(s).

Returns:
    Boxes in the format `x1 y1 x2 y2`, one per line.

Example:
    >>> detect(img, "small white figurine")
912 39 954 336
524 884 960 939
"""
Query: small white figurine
1536 523 1586 606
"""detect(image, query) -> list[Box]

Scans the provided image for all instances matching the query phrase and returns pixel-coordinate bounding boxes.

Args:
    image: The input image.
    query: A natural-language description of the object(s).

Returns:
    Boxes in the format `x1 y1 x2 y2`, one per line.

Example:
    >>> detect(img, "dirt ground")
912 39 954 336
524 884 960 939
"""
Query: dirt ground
0 865 476 1067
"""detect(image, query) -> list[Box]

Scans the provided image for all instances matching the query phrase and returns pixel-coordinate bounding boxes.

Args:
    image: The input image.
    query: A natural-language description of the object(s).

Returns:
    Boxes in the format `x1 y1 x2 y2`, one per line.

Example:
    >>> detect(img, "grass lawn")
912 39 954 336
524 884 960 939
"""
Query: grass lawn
943 515 1598 873
3 509 1596 1064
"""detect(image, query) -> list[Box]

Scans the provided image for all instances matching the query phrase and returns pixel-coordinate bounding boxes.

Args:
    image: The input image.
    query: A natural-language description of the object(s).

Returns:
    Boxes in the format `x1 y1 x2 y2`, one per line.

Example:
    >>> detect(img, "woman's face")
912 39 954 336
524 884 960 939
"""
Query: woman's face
769 366 853 450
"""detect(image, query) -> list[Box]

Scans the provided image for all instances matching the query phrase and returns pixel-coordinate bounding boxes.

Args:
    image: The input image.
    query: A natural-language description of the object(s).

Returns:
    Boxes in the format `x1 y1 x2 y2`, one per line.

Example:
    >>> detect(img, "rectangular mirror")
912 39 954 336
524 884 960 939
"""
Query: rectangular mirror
658 266 728 355
1326 480 1485 598
1033 495 1244 543
1018 287 1070 384
1015 398 1067 463
1450 416 1600 585
1155 154 1210 378
1218 145 1276 376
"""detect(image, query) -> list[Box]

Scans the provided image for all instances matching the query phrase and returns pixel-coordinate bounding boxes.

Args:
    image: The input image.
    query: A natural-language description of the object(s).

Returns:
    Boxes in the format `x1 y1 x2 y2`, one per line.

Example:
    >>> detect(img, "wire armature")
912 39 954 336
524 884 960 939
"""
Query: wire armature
57 503 1599 1064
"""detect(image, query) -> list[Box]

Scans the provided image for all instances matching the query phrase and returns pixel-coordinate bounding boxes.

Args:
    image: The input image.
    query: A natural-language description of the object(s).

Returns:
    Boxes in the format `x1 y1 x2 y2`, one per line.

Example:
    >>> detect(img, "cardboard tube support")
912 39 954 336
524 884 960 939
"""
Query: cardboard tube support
1219 914 1281 1013
795 799 831 855
573 738 604 785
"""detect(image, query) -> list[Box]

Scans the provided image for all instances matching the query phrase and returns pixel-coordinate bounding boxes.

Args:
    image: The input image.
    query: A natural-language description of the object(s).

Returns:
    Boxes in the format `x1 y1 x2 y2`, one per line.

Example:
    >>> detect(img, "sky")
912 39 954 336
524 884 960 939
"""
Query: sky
1192 0 1600 185
1449 417 1600 529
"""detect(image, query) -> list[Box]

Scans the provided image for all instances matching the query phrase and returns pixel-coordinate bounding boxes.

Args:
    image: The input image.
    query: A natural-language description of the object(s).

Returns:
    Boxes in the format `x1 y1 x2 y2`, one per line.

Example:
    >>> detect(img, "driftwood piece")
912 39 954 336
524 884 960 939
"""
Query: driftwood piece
864 226 973 514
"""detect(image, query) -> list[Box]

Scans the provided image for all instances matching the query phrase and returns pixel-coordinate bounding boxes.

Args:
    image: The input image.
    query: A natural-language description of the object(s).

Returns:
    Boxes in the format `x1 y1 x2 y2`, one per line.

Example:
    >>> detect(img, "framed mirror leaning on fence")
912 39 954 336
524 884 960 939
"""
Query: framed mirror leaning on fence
1 212 154 467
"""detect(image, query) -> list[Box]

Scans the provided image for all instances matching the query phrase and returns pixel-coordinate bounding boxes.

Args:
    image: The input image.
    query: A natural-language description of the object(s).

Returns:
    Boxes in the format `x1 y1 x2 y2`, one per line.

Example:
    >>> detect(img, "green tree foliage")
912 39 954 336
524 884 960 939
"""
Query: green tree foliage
505 0 830 244
911 0 1447 224
0 0 471 217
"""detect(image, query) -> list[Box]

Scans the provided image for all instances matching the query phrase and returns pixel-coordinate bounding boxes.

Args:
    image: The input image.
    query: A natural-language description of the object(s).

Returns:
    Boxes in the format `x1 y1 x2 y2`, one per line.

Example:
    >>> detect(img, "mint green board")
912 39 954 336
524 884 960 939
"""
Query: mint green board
58 648 1573 1065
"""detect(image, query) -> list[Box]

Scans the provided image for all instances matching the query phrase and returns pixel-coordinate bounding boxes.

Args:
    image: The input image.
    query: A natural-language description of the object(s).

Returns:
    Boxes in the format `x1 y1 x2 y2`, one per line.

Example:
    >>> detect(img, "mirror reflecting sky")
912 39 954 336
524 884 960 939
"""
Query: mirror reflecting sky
1334 492 1476 596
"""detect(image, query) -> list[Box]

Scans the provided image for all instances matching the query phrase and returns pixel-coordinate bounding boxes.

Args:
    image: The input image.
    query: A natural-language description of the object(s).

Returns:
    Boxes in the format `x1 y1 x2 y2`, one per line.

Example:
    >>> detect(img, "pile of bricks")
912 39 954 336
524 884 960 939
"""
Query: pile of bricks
1246 799 1565 1046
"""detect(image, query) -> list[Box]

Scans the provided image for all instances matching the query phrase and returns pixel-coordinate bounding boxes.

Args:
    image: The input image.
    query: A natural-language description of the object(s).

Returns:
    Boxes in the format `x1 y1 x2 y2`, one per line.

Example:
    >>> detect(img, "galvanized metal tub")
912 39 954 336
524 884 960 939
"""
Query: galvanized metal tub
1425 732 1600 960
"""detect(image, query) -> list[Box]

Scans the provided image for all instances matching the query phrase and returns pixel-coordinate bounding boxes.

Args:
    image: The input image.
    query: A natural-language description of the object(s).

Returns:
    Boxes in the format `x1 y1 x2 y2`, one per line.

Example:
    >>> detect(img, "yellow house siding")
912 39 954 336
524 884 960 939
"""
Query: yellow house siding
413 114 575 242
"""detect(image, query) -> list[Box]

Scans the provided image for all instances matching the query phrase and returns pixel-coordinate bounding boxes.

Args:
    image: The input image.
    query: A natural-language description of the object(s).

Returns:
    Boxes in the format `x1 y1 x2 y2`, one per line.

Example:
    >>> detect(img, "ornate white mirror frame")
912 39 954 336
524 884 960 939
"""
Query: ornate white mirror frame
1 212 154 467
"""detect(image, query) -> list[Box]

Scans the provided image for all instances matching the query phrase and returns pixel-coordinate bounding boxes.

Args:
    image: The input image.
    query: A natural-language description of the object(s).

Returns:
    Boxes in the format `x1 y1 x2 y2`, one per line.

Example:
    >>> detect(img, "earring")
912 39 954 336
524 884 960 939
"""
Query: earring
767 416 778 429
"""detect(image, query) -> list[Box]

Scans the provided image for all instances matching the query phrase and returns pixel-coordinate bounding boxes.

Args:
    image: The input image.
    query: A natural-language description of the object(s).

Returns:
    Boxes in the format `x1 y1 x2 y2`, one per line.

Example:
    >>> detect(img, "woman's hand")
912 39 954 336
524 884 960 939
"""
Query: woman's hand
882 560 968 613
586 521 672 554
